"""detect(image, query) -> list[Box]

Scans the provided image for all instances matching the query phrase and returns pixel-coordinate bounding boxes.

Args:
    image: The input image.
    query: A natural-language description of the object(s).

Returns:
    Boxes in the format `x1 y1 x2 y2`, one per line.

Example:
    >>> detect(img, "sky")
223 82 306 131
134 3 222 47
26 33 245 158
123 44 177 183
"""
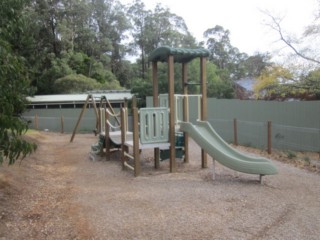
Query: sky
121 0 318 57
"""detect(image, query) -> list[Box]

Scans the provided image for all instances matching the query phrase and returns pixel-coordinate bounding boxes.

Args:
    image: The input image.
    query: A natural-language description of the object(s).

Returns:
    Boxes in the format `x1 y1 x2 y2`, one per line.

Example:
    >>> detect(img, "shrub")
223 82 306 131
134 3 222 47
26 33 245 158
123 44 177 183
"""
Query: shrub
287 150 297 159
53 74 100 93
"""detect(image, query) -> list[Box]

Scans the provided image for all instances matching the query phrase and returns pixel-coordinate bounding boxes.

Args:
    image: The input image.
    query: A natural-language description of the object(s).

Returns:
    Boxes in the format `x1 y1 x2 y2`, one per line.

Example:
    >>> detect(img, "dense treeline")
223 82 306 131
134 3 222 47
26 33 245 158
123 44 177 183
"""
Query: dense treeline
0 0 272 97
1 0 319 100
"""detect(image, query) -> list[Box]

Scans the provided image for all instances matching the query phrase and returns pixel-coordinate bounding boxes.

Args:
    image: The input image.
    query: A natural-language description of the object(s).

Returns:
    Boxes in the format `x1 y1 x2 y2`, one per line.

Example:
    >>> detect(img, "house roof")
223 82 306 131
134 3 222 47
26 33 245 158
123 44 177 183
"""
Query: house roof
234 78 256 91
27 90 133 105
148 46 210 63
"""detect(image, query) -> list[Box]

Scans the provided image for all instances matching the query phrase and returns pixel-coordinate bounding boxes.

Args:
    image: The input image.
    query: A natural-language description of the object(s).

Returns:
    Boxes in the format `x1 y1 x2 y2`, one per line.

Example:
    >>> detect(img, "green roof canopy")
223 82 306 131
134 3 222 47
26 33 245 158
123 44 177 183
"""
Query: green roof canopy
148 46 210 63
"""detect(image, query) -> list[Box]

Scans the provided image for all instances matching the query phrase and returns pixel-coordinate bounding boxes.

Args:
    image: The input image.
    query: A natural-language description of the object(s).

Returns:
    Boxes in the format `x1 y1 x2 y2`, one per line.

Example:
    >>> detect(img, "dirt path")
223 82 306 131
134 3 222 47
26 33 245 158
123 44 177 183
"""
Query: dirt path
0 131 319 239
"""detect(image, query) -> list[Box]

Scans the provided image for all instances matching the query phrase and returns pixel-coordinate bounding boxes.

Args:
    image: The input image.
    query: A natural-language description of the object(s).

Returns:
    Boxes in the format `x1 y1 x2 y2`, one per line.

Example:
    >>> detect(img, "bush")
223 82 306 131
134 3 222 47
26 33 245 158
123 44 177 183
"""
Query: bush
53 74 123 94
53 74 100 93
287 150 297 159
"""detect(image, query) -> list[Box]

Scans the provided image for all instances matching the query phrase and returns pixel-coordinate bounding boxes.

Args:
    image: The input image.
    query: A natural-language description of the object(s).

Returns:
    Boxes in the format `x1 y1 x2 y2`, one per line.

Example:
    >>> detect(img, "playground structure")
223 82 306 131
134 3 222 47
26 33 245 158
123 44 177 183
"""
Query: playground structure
99 46 278 180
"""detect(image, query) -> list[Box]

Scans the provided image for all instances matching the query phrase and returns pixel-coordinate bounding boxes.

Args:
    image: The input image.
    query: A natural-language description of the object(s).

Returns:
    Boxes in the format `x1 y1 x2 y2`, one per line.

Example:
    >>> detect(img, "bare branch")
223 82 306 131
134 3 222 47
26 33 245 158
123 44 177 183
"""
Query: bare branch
263 11 320 65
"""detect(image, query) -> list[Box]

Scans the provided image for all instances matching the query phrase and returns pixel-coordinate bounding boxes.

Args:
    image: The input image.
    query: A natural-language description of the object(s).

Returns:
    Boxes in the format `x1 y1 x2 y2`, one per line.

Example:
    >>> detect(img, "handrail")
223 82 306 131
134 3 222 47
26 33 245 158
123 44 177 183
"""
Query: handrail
106 120 120 130
159 94 202 124
106 108 121 118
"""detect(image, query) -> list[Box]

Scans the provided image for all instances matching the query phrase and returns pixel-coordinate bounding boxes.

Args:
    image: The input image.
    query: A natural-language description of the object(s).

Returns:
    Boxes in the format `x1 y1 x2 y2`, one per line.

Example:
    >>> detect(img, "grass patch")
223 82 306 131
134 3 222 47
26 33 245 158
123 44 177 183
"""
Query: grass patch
287 150 297 159
302 156 311 166
25 129 39 135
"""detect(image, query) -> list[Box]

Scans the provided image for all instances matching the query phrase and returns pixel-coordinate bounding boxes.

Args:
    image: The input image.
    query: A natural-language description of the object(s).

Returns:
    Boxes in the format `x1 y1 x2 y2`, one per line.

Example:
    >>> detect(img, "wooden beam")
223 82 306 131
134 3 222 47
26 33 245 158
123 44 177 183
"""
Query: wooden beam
91 96 99 131
132 107 140 176
105 109 111 160
182 63 189 163
152 61 159 107
70 94 91 142
152 61 160 169
168 55 176 172
106 97 120 126
200 57 208 168
120 108 126 169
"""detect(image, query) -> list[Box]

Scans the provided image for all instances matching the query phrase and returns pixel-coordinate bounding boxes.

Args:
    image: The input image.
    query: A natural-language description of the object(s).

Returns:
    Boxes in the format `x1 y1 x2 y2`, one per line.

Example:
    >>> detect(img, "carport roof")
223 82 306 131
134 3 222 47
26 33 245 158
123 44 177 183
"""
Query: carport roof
27 90 133 104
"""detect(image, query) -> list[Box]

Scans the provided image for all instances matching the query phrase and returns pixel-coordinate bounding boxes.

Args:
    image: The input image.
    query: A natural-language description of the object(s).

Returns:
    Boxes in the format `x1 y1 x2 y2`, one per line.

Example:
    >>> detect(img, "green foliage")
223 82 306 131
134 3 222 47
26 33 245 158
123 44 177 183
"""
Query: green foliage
287 150 297 159
254 65 294 99
303 156 311 165
53 74 99 93
2 0 318 99
38 51 120 93
131 77 153 107
53 74 122 94
206 62 234 98
300 69 320 99
0 0 37 165
128 0 197 79
254 65 320 100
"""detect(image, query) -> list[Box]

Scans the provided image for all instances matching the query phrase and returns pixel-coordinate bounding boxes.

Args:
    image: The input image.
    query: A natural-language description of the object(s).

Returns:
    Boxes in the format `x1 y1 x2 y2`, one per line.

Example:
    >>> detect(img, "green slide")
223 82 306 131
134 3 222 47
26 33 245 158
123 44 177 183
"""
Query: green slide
180 121 278 175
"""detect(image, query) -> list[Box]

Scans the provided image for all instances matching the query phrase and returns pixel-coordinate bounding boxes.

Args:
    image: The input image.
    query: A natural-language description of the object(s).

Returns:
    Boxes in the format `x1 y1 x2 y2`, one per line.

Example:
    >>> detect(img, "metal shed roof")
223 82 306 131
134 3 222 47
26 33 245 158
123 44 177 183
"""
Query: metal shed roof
148 46 210 63
234 78 256 91
27 90 133 104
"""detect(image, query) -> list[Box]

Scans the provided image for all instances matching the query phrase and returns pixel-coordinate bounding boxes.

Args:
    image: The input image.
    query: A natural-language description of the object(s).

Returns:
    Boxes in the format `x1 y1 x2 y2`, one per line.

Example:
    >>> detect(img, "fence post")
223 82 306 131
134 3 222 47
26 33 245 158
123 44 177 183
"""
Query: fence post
34 114 38 130
267 121 272 154
60 115 64 134
233 118 238 146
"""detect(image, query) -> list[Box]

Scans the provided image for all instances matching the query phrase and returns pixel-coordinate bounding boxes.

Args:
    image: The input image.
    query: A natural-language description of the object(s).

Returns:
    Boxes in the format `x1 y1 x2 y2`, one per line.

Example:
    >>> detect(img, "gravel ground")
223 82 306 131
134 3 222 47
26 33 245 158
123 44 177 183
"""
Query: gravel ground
0 131 319 239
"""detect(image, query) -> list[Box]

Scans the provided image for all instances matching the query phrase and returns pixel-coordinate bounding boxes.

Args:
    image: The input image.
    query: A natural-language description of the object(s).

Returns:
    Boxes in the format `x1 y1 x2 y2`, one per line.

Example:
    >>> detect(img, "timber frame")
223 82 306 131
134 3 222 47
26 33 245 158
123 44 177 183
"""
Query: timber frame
148 46 210 172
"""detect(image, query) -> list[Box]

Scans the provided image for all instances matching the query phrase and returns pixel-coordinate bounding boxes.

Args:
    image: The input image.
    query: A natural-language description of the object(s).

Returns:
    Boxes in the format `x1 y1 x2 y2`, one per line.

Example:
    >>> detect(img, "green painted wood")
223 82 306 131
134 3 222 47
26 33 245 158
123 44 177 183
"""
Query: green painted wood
148 46 210 63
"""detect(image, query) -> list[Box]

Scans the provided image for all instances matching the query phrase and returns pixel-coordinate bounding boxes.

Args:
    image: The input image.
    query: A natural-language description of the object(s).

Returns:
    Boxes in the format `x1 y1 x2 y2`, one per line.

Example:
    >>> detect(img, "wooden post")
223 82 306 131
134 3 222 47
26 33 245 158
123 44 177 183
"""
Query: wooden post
34 114 38 130
120 108 126 168
182 63 189 163
91 96 99 131
267 121 272 154
70 95 90 142
105 109 111 161
233 118 238 146
98 107 101 133
132 107 140 176
106 97 120 126
124 98 128 109
60 115 64 134
152 61 160 169
200 57 208 168
132 96 137 108
168 55 176 173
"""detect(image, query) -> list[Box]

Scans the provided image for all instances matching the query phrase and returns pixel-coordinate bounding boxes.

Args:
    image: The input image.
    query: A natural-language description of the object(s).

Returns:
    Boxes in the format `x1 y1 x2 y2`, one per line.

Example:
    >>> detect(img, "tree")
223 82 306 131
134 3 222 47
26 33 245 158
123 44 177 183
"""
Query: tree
204 25 252 81
0 0 37 165
127 0 152 78
92 0 130 82
128 1 196 79
241 53 272 78
53 74 121 93
204 25 234 70
206 62 234 98
254 65 295 99
264 10 320 66
295 69 320 99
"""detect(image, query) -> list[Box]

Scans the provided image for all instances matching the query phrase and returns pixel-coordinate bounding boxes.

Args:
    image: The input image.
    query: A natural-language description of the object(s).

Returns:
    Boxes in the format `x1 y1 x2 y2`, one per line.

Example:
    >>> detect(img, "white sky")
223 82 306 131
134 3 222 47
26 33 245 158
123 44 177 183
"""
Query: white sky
122 0 318 57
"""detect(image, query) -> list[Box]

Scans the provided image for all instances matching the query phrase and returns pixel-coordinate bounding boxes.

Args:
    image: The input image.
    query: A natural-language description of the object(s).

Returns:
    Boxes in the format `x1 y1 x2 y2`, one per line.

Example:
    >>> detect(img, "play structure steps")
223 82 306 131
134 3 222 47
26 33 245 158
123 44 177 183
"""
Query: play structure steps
180 121 278 176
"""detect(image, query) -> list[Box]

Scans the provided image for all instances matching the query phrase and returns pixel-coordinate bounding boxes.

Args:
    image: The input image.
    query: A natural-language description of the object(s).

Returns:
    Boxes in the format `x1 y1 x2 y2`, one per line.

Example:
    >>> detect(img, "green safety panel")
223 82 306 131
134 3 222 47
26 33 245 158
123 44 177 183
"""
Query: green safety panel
148 46 210 63
139 107 169 144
